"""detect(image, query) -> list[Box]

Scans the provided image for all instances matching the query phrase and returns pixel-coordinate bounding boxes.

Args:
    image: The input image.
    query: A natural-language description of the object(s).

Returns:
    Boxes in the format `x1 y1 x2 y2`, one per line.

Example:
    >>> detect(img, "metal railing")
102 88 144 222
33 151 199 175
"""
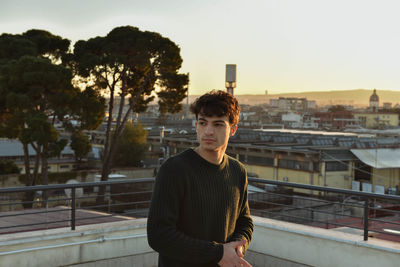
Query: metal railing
1 177 400 242
248 177 400 241
0 178 154 234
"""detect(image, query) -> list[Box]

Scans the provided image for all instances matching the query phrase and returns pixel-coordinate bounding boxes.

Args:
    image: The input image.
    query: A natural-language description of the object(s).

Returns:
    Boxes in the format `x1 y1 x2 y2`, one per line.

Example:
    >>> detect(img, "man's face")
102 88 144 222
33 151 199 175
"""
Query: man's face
195 114 237 152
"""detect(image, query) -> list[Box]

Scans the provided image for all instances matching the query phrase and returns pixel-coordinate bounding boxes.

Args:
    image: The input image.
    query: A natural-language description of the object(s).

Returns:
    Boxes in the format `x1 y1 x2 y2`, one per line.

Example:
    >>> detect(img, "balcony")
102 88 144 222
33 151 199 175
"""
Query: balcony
0 178 400 266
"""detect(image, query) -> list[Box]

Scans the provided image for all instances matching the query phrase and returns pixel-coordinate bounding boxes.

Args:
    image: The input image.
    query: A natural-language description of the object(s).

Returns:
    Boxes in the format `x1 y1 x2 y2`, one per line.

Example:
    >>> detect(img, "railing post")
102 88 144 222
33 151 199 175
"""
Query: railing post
71 188 76 230
363 197 369 241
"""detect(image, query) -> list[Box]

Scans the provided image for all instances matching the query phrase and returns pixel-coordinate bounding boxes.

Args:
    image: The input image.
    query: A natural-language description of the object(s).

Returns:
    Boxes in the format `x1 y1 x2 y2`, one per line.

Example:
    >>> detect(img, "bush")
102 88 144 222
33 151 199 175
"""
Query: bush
0 160 20 175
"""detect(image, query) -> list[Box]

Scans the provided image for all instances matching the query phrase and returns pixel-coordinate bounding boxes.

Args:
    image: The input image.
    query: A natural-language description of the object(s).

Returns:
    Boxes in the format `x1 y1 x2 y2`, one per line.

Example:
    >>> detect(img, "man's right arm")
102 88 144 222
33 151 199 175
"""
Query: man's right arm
147 159 223 264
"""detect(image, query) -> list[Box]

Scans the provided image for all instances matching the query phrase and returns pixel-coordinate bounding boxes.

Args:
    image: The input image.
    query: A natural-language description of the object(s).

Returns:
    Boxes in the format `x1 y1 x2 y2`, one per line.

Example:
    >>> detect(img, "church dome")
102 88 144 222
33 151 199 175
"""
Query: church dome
370 89 379 102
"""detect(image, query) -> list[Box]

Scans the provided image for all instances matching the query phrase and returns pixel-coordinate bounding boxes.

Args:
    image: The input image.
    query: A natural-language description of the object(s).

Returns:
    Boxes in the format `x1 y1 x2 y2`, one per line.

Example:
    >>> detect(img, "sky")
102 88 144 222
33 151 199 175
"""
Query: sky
1 0 400 95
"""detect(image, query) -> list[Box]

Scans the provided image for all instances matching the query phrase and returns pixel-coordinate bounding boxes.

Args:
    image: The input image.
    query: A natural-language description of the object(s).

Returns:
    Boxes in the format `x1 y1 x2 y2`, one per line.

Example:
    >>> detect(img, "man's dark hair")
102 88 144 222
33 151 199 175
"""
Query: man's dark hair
190 90 240 125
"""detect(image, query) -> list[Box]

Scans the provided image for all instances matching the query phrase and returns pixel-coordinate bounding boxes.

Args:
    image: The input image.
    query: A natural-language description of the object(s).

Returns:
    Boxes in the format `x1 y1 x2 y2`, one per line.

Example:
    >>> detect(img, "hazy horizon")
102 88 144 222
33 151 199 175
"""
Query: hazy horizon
2 1 400 95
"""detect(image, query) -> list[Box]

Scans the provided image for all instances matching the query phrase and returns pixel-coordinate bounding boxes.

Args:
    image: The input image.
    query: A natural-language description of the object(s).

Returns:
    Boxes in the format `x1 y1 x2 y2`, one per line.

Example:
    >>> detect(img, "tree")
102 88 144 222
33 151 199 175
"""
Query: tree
0 30 105 193
70 131 92 169
0 54 75 187
71 26 188 203
113 122 147 167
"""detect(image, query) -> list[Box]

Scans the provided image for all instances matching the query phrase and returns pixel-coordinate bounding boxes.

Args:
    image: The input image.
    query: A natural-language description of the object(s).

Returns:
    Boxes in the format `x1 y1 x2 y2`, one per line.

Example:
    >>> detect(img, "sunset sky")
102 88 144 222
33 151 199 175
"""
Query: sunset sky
1 0 400 95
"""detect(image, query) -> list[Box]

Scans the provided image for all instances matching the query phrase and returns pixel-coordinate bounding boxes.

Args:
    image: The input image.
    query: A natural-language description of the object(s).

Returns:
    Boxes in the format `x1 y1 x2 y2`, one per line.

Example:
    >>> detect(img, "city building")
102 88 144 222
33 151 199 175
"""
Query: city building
314 110 357 130
370 89 379 112
0 139 76 174
148 129 400 195
354 112 399 129
269 97 316 111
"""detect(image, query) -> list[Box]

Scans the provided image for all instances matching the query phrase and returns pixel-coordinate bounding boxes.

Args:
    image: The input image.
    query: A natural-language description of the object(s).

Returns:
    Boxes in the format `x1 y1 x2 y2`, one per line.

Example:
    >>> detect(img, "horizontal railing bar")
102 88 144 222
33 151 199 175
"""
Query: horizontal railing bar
108 190 153 197
0 178 155 193
369 217 400 226
252 199 364 221
0 218 72 230
79 200 151 211
370 207 400 215
248 177 400 201
0 208 71 218
250 208 365 230
250 190 366 209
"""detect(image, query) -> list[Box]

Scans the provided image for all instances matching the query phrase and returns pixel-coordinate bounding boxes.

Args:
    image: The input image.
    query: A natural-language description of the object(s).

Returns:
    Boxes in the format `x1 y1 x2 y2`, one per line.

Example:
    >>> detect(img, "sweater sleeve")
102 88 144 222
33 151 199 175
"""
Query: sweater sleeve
147 158 224 264
228 174 254 253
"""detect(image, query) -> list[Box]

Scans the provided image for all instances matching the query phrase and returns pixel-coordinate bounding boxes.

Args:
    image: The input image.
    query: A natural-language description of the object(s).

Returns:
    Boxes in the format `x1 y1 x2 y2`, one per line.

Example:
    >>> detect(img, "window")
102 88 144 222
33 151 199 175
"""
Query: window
326 161 348 171
60 165 70 169
313 162 320 172
278 159 309 171
247 156 274 166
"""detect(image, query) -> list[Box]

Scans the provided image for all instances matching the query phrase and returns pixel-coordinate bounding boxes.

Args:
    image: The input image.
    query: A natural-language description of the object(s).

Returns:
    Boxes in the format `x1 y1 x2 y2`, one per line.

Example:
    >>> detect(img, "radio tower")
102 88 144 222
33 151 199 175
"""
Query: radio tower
225 64 236 95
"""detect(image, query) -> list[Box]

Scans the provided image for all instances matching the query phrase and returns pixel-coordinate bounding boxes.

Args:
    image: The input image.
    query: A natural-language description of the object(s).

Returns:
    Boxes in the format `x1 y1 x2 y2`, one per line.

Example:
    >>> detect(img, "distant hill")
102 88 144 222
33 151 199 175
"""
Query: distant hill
187 89 400 107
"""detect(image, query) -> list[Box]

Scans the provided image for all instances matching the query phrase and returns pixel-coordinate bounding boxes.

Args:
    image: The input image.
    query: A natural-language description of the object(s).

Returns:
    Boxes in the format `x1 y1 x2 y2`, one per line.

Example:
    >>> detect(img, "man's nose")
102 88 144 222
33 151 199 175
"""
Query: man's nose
205 125 214 134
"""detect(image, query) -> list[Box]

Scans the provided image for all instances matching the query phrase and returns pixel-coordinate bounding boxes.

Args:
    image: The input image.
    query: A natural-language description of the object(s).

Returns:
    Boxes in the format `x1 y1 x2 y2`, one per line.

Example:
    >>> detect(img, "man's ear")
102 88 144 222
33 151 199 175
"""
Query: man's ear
230 125 238 136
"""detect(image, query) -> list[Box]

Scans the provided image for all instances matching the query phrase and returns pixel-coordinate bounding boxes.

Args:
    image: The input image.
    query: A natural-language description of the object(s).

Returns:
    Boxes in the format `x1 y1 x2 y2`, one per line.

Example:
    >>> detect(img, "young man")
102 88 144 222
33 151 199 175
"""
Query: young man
147 90 253 267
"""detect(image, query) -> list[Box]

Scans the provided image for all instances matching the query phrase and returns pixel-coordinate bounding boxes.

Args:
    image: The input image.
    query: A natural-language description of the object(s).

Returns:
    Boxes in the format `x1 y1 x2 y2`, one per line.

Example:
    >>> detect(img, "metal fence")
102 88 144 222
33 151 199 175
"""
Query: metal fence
0 178 154 234
248 177 400 241
0 177 400 242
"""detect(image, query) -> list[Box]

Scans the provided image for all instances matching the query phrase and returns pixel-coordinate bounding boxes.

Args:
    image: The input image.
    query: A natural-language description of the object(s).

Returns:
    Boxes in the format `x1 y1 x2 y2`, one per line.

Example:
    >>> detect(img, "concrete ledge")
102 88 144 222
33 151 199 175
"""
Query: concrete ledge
245 250 310 267
2 216 400 267
0 219 155 267
249 216 400 267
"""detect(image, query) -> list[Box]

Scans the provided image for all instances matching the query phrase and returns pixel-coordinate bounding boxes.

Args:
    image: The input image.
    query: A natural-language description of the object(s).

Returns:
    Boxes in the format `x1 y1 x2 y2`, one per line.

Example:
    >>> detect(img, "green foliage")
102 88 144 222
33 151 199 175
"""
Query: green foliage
113 122 147 167
22 29 70 62
69 87 106 131
71 25 188 185
0 160 20 175
0 33 36 62
21 113 58 145
48 138 68 158
158 73 189 114
72 26 188 115
70 131 92 161
0 30 103 187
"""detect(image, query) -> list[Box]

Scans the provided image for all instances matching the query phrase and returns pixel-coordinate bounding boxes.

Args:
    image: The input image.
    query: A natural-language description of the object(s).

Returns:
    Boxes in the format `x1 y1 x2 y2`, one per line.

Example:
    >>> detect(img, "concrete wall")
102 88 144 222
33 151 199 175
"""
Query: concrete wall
324 170 352 189
0 219 157 267
249 216 400 267
245 164 274 180
373 168 400 191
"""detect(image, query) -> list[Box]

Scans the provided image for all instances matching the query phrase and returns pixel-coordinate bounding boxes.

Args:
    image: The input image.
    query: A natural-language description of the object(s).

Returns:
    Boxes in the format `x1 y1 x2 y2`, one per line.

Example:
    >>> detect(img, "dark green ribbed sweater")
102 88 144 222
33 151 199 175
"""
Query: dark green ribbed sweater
147 149 253 267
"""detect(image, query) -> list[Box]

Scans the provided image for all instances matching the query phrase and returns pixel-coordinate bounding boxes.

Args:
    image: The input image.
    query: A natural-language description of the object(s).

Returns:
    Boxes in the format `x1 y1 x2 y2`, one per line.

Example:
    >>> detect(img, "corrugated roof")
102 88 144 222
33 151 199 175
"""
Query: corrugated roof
0 139 73 157
351 148 400 169
321 149 356 161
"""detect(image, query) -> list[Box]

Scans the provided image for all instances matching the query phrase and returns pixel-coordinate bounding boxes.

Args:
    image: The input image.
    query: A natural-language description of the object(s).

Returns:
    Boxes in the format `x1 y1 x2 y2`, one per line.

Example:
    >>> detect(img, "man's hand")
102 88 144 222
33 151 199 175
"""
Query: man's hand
235 242 244 258
218 240 252 267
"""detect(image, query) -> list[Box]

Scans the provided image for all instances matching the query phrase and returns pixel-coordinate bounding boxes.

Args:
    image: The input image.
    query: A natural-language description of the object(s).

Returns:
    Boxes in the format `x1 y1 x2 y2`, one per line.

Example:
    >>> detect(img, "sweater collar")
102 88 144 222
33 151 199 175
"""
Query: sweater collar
188 148 227 171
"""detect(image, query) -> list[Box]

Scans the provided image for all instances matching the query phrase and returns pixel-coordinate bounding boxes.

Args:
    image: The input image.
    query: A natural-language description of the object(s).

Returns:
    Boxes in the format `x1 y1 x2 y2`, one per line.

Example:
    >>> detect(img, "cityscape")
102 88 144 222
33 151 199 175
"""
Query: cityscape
1 1 400 266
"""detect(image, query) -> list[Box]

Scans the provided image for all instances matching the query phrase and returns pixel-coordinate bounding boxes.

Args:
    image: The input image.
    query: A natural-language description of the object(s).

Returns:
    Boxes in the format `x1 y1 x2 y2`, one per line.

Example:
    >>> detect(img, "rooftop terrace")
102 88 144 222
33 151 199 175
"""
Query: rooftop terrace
0 178 399 266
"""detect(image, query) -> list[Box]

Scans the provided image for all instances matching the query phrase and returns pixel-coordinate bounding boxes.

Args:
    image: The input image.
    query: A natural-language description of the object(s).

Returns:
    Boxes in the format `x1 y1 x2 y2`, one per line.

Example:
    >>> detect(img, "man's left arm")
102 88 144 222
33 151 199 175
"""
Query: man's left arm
229 179 254 253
